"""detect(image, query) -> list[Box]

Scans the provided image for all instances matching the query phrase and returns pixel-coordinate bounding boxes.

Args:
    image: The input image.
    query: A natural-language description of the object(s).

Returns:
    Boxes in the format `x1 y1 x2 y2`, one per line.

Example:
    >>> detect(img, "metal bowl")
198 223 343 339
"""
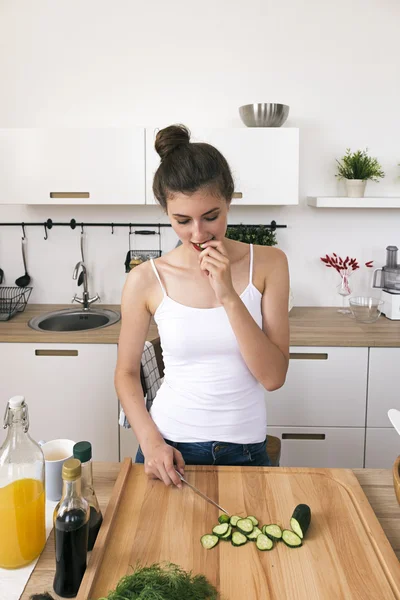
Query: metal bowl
349 296 383 323
239 103 290 128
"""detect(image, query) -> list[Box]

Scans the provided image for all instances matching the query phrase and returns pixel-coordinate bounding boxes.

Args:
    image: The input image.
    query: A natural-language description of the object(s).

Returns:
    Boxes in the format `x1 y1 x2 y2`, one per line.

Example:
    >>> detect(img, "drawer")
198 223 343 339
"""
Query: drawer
268 426 365 468
267 347 368 427
365 427 400 468
367 348 400 427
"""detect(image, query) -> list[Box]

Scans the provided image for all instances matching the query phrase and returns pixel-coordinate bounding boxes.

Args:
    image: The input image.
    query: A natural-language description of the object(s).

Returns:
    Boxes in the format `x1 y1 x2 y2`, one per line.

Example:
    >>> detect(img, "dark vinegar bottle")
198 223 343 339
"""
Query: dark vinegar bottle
53 459 89 598
73 441 103 551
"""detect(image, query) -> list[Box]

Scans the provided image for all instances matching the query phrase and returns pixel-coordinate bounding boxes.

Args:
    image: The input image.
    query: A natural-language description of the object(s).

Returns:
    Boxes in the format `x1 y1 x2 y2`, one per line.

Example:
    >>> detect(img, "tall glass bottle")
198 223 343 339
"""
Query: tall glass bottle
53 458 89 598
73 441 103 550
0 395 46 569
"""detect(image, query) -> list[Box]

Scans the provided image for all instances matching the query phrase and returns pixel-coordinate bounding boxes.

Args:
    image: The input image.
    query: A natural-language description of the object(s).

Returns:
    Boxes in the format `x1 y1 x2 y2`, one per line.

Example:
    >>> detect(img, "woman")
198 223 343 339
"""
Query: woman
115 124 290 488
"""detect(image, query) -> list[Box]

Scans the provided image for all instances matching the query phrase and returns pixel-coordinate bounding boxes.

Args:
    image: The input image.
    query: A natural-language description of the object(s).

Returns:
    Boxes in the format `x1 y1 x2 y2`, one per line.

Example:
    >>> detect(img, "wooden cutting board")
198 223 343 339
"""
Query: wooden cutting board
77 460 400 600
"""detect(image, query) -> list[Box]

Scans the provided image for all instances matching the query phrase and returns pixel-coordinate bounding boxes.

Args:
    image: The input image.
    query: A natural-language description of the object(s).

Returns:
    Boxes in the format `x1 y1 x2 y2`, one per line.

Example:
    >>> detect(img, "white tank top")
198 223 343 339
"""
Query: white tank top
149 244 267 444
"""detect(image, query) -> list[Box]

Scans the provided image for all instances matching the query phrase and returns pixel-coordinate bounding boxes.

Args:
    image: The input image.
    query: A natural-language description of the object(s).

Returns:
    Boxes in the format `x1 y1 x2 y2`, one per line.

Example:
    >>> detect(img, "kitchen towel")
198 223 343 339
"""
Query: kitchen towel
119 340 163 427
0 499 57 600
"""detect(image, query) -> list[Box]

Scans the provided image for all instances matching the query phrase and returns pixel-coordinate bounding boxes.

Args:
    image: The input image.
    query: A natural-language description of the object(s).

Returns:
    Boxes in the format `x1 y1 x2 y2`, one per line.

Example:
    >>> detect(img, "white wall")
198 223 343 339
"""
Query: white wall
0 0 399 306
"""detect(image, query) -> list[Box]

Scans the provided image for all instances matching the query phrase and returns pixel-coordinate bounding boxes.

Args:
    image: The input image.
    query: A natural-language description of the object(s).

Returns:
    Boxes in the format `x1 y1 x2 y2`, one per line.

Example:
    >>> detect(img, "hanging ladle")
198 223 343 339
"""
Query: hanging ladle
15 237 31 287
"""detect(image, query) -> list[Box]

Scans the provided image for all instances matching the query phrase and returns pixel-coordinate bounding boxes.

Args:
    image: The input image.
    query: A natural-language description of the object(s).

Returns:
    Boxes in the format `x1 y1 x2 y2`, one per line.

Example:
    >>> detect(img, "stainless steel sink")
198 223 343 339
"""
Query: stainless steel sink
28 308 120 332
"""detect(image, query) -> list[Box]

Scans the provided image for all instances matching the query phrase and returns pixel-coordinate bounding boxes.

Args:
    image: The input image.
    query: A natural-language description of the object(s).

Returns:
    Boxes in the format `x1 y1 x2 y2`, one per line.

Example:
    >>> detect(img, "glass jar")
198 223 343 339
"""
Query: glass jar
0 395 46 569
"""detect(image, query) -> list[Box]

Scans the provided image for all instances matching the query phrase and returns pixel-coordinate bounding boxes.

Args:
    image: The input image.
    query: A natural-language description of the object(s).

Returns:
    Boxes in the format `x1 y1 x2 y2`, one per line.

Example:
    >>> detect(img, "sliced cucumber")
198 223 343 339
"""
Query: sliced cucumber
229 515 240 527
218 514 231 524
201 534 219 549
247 526 262 541
236 518 254 534
290 504 311 539
263 524 282 541
256 533 274 551
231 531 248 547
282 529 302 548
212 522 230 537
220 525 232 541
247 515 259 527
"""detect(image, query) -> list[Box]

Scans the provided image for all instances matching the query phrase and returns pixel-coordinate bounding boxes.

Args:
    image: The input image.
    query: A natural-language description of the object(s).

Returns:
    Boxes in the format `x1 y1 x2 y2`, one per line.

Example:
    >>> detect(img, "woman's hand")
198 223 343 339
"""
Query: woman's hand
144 441 185 488
198 240 238 305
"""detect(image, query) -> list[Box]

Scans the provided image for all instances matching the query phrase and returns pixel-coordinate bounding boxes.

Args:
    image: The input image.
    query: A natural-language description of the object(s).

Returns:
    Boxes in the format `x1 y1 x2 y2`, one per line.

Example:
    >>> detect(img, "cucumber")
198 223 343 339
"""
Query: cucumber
218 514 230 524
256 533 274 551
282 529 302 548
229 515 241 527
247 515 259 527
212 523 230 537
201 534 219 549
262 524 282 541
236 518 254 534
231 531 248 547
247 526 262 541
220 525 232 541
290 504 311 539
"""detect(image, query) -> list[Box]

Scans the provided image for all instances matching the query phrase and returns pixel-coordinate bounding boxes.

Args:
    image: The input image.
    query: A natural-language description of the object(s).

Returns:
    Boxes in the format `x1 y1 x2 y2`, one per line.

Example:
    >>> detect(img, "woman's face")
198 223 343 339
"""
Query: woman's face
167 189 230 253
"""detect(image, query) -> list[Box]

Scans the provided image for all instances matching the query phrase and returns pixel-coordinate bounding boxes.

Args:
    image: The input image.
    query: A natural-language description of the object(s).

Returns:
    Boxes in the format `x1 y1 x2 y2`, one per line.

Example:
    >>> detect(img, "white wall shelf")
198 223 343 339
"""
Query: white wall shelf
307 196 400 208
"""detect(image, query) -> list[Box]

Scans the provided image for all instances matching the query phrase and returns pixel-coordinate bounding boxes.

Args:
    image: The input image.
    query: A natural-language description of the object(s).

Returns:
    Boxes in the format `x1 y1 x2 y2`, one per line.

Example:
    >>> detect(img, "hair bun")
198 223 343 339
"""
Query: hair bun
155 124 191 160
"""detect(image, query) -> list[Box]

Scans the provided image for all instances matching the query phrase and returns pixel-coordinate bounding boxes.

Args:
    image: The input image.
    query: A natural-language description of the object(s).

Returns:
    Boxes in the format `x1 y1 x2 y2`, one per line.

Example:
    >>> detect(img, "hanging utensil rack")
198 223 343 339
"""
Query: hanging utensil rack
0 219 286 239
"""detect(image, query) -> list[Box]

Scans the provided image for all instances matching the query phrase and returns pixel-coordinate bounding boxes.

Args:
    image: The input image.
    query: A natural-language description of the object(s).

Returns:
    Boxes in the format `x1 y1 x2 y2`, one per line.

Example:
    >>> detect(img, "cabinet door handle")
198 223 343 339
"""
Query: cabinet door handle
35 349 78 357
50 192 90 199
282 433 326 441
289 353 328 360
232 192 243 199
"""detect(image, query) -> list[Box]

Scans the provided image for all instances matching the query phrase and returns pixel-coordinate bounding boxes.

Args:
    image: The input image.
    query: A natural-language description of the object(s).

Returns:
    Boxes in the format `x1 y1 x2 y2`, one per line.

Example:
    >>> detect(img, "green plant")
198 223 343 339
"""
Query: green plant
335 148 384 182
225 223 277 246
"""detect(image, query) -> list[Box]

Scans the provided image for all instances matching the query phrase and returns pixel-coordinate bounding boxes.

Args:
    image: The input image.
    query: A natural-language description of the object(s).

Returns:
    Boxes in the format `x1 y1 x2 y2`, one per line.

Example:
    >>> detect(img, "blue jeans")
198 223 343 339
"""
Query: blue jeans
135 436 271 467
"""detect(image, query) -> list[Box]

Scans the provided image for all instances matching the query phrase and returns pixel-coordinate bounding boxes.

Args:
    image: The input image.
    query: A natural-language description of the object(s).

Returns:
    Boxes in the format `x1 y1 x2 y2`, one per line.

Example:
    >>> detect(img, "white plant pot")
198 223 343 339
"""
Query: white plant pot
345 179 367 198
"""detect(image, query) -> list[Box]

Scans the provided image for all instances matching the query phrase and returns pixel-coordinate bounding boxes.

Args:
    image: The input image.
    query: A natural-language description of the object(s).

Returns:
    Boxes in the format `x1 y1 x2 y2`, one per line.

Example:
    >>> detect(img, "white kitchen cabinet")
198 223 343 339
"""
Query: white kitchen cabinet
365 428 399 468
367 348 400 427
0 128 145 204
145 127 299 206
267 347 368 427
268 426 365 468
119 414 139 461
0 343 119 461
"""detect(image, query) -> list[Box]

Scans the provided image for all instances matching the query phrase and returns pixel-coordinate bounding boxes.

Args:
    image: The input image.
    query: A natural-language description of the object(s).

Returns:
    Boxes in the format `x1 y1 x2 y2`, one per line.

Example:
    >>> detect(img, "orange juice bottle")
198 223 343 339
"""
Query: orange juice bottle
0 396 45 568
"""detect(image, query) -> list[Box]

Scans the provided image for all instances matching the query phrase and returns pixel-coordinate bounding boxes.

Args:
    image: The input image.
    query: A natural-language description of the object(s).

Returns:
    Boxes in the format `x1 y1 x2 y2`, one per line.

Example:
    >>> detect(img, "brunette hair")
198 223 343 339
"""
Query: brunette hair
152 124 234 209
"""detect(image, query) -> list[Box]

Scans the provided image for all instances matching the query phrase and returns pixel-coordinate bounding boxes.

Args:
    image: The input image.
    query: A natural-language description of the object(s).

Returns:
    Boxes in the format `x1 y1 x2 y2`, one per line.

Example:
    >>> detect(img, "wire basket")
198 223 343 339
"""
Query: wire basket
0 286 33 321
125 250 162 273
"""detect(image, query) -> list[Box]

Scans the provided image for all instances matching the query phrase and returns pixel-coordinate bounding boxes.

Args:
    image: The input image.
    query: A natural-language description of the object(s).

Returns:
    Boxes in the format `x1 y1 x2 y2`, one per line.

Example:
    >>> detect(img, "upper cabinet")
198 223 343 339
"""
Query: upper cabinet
0 128 146 204
146 127 299 206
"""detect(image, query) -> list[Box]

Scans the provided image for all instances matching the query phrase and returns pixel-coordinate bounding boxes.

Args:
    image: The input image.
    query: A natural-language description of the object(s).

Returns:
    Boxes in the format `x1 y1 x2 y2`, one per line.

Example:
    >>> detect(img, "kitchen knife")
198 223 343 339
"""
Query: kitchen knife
174 469 230 515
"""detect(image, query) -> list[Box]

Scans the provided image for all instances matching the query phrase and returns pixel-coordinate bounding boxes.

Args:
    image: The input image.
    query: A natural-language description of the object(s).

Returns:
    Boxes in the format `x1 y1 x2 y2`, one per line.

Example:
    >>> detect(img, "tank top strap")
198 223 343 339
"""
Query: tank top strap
150 259 166 296
249 244 254 285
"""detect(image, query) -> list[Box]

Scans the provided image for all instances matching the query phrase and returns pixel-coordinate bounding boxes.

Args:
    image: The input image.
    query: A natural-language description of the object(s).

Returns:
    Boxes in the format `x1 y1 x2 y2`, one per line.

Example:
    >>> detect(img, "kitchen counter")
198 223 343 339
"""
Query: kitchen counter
20 462 400 599
0 304 159 344
1 305 400 347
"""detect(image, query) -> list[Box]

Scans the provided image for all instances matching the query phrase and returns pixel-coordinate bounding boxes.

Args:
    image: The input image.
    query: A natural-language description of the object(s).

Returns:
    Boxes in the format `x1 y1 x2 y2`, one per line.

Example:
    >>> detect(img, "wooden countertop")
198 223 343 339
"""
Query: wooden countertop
0 304 159 344
21 463 400 599
1 305 400 347
289 306 400 347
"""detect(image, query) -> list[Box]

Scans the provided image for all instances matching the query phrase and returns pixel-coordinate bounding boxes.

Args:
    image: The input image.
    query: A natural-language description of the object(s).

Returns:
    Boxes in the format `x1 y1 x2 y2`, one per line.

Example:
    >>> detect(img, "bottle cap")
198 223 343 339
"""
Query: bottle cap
62 458 81 481
8 396 25 409
73 441 92 463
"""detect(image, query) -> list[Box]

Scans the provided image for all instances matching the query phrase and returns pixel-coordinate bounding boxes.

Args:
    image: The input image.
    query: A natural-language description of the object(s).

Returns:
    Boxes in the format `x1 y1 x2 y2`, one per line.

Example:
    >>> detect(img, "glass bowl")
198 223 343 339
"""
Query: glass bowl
348 296 383 323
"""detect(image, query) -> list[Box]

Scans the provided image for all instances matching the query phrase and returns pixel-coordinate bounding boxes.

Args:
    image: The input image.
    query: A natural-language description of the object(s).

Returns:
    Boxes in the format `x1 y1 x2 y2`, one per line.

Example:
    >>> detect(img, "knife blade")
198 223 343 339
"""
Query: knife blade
174 469 230 515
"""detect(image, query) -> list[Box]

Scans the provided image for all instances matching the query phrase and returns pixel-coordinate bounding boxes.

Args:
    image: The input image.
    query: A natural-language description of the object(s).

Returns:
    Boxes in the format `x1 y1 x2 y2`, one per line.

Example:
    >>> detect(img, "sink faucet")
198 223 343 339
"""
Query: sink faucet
72 261 100 310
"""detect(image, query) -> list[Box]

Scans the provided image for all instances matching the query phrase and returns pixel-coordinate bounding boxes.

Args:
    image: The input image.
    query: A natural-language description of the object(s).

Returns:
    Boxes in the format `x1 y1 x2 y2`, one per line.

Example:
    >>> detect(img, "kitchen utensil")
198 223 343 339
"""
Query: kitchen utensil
373 245 400 293
0 286 32 321
239 103 289 127
0 267 4 284
348 296 383 323
74 460 400 600
15 238 31 287
174 468 229 515
125 228 162 273
388 409 400 436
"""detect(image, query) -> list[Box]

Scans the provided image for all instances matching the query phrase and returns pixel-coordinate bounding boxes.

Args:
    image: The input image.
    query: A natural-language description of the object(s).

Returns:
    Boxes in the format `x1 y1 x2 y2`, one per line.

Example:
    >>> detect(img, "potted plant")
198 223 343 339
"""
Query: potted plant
225 223 277 246
335 148 385 198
